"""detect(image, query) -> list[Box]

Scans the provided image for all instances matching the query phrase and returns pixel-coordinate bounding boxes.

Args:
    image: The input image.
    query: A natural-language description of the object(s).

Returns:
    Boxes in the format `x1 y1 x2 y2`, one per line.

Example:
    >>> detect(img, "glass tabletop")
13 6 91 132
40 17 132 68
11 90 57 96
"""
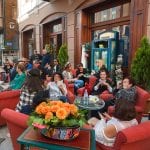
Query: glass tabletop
75 96 105 110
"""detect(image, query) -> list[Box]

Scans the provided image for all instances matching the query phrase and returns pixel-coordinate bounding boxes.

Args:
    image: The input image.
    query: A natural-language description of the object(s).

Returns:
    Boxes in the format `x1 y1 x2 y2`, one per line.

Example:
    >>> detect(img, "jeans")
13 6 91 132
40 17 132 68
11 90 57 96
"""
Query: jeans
74 80 84 95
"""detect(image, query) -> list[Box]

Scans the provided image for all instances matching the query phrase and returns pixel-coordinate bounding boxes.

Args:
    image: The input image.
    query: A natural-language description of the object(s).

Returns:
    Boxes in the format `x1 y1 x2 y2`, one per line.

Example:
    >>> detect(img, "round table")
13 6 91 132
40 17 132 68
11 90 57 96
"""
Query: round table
75 96 105 110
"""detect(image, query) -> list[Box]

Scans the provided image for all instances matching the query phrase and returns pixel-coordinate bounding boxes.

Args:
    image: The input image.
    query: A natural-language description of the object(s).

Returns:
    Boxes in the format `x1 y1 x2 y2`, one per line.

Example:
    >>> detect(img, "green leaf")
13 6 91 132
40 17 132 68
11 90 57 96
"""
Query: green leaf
131 36 150 90
57 44 69 68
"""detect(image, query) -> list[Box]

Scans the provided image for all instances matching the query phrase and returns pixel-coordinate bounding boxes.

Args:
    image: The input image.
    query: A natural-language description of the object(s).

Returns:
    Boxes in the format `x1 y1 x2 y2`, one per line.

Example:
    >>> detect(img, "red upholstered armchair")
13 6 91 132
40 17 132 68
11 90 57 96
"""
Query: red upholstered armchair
96 121 150 150
0 90 20 126
108 86 150 123
77 75 114 101
77 75 97 96
67 90 75 104
64 79 75 94
1 108 28 150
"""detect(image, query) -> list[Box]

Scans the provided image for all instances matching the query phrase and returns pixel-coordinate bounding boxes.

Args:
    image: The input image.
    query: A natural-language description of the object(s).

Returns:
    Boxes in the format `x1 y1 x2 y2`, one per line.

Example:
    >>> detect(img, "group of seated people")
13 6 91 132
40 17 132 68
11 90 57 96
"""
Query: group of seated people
1 58 139 147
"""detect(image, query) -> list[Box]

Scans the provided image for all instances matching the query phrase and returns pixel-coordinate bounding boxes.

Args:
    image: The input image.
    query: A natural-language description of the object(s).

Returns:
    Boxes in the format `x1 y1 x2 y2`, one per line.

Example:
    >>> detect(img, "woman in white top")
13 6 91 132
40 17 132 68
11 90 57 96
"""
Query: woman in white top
88 100 138 147
47 72 68 102
62 62 84 94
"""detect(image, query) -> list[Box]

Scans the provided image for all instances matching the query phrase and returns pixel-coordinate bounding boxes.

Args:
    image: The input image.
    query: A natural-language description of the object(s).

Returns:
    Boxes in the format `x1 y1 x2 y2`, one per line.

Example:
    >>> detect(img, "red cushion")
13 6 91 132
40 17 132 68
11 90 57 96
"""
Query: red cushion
0 90 20 99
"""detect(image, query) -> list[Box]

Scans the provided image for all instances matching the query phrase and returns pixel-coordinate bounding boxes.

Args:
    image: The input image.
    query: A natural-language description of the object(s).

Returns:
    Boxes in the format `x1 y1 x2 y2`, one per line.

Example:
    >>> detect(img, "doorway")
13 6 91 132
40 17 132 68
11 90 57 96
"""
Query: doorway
22 29 35 58
43 18 63 59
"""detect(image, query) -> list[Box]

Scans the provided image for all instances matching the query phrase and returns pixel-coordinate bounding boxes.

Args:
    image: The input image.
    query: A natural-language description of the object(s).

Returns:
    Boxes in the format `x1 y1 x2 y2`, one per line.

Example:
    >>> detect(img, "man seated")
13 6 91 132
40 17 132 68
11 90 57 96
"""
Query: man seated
91 69 113 95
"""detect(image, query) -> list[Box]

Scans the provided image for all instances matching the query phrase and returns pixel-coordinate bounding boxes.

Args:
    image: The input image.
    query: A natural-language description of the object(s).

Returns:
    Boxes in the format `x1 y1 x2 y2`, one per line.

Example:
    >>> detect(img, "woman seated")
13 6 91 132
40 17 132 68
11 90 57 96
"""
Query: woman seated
44 72 52 88
47 72 68 102
62 62 84 94
0 63 26 91
87 100 138 147
9 63 26 90
15 68 44 114
75 63 89 85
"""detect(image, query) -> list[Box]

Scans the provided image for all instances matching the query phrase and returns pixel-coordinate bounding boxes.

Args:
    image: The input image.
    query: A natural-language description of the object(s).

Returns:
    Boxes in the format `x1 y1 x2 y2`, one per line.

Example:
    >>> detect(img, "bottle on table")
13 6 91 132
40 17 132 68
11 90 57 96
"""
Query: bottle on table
83 89 89 105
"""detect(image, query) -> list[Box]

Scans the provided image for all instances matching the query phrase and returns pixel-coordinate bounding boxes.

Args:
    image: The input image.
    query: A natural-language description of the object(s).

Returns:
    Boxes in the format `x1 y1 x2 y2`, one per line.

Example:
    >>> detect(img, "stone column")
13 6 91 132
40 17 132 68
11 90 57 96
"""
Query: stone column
147 0 150 41
67 11 75 66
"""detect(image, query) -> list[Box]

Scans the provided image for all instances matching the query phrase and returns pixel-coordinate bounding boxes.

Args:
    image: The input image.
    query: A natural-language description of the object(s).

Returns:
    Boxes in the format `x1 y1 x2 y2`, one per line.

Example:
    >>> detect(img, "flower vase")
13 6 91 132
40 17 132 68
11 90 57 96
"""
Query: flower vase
40 126 80 140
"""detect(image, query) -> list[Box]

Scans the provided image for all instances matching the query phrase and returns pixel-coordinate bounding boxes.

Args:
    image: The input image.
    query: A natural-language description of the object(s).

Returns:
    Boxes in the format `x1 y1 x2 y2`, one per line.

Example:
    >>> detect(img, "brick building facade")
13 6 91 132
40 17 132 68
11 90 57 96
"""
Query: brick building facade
0 0 18 64
18 0 150 72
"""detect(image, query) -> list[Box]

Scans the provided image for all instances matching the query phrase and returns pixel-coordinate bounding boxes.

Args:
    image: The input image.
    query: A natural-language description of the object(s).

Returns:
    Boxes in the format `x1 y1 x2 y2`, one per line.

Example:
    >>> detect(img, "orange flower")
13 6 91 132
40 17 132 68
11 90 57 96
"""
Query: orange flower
39 102 47 107
45 112 53 120
62 103 71 115
62 102 70 108
35 105 43 114
41 106 51 115
40 106 48 115
56 108 68 120
70 104 78 115
50 105 60 113
49 100 63 106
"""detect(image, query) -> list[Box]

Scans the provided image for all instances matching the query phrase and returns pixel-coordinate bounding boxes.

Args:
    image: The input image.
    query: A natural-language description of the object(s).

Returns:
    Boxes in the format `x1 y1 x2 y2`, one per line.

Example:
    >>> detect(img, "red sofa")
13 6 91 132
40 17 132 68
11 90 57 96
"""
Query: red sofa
2 108 150 150
96 121 150 150
1 108 28 150
0 90 20 126
67 89 75 104
64 79 75 95
108 86 150 123
0 88 74 126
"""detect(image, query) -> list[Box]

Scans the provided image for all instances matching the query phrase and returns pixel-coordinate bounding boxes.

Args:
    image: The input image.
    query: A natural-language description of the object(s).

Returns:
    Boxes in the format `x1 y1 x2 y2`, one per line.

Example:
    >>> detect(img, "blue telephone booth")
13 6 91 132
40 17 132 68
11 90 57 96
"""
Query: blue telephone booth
91 31 119 72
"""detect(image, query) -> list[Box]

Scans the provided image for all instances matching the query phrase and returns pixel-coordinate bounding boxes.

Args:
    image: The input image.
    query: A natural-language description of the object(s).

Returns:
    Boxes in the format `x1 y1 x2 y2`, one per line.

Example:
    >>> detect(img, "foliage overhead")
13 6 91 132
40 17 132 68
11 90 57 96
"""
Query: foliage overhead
131 36 150 90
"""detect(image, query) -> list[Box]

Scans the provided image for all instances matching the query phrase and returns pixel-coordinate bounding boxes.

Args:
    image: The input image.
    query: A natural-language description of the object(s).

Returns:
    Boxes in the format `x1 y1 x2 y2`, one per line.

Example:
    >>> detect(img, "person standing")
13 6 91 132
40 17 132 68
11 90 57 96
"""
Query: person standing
30 50 42 63
41 49 52 68
52 59 62 73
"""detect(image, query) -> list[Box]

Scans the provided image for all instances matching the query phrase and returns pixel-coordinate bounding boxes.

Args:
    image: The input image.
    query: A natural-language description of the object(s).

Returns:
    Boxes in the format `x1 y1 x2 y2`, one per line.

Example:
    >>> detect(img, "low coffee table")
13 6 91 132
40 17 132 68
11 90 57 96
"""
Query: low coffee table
17 127 96 150
75 96 105 110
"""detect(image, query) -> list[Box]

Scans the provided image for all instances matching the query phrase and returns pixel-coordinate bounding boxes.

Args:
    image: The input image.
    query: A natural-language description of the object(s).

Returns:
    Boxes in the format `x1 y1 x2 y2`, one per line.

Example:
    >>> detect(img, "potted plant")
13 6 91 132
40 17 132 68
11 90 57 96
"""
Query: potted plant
131 36 150 90
57 44 69 68
28 101 87 140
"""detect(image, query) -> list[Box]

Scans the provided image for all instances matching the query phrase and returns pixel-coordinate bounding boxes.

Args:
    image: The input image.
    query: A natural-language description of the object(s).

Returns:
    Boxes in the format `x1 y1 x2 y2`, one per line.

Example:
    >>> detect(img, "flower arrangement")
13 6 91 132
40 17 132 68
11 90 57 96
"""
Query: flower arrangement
28 100 87 129
28 101 87 140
